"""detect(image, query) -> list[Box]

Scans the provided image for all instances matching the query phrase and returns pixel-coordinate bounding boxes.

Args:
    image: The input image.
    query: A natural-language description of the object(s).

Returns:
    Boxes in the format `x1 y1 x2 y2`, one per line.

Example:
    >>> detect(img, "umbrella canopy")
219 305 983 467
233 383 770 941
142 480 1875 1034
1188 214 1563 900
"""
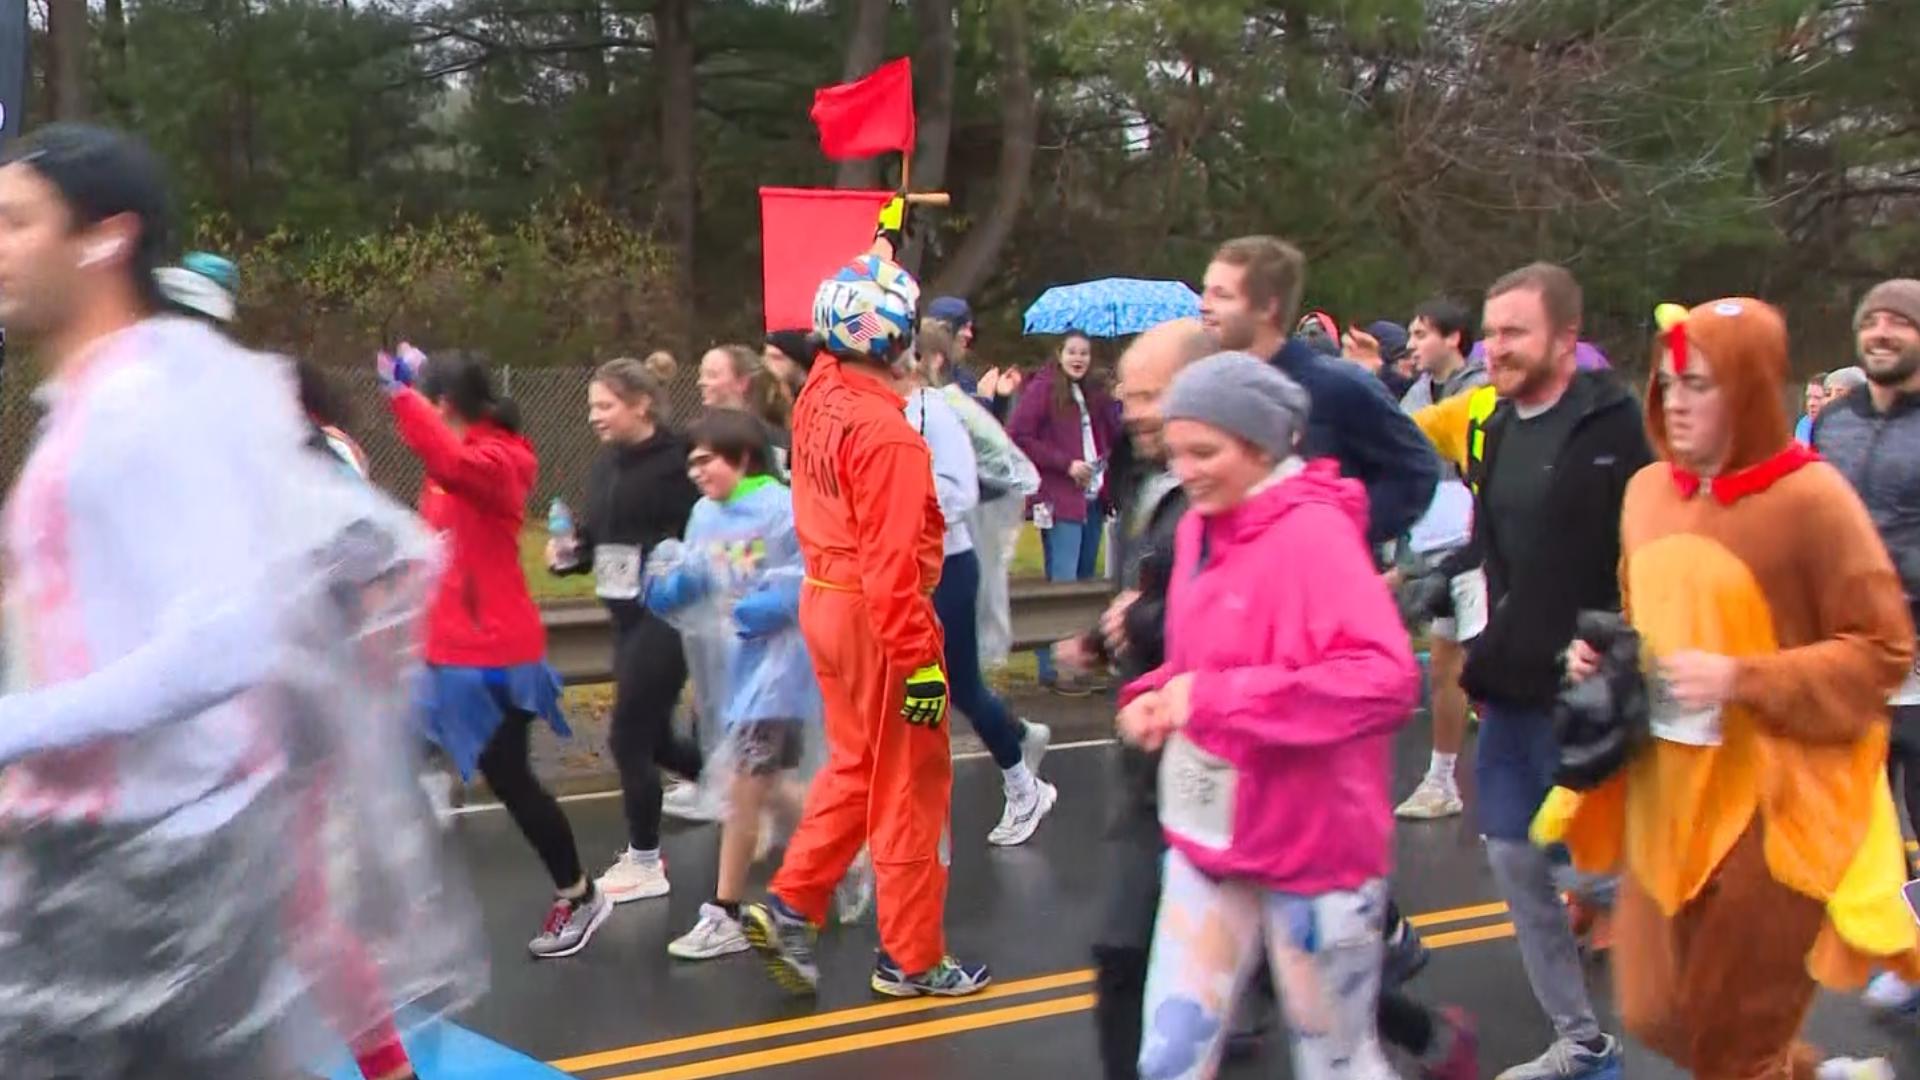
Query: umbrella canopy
1468 340 1610 371
1022 278 1201 338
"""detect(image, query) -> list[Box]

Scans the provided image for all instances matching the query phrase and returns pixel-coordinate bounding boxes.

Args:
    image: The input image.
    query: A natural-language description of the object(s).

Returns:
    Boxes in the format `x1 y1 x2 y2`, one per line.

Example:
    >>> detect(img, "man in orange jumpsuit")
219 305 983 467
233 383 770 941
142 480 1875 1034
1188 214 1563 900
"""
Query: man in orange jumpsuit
743 204 992 999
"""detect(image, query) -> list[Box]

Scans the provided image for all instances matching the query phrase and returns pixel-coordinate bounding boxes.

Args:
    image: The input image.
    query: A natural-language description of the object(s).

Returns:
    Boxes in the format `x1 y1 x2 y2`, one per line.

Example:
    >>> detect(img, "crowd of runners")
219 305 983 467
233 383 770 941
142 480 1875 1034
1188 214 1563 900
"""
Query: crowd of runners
1 119 1920 1080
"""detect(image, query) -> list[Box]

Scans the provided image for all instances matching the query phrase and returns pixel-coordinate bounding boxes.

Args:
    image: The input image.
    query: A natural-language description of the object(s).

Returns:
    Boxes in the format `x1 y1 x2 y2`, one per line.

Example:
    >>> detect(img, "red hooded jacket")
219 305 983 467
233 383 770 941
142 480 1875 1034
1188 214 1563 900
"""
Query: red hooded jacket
389 388 547 667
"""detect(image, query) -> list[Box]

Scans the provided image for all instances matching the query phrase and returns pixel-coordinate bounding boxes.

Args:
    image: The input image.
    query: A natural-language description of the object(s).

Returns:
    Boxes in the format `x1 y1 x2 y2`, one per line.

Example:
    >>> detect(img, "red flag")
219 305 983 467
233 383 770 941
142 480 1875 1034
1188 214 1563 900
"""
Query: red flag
759 187 893 332
809 57 916 161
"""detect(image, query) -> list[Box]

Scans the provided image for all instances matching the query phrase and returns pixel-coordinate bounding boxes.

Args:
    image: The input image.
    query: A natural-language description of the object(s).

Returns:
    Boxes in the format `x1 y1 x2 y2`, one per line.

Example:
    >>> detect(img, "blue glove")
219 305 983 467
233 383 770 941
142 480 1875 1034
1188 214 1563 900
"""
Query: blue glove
733 584 792 639
645 565 710 615
376 342 425 392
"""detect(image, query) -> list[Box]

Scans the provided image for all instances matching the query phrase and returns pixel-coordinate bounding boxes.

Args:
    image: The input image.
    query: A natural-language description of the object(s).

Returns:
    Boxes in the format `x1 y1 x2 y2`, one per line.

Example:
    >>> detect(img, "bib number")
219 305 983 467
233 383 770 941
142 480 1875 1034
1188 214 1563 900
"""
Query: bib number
1450 567 1489 642
1159 733 1237 851
593 544 642 601
1648 665 1723 747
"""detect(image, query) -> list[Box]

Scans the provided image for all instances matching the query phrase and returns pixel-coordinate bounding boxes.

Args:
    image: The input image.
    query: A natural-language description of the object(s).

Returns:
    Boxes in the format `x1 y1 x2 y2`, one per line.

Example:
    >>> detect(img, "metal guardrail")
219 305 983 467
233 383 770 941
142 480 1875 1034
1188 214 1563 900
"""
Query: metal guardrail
543 579 1116 685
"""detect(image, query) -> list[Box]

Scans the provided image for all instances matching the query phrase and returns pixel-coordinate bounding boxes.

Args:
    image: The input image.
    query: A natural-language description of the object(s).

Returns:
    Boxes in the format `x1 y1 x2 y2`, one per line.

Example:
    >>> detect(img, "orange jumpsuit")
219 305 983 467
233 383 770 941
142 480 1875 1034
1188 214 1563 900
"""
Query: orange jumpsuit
772 353 950 974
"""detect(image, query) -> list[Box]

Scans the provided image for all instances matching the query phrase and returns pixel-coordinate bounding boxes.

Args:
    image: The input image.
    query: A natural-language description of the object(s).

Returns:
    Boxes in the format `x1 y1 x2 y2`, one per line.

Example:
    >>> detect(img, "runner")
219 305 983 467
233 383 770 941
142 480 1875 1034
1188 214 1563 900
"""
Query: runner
548 358 706 901
1010 329 1122 696
915 317 1042 680
908 319 1055 846
1807 279 1920 1013
1463 263 1646 1080
1057 317 1211 1077
381 343 608 959
155 247 421 1080
1559 297 1918 1077
653 407 825 960
741 202 991 999
0 122 476 1079
1118 352 1420 1079
1392 298 1489 821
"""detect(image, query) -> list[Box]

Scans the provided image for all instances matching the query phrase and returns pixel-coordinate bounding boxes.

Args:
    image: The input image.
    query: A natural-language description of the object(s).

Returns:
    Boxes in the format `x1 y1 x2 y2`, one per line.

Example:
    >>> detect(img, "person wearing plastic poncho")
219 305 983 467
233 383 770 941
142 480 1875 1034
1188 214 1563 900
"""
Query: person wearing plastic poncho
153 247 433 1080
647 407 837 962
0 123 481 1080
913 322 1044 674
908 318 1056 848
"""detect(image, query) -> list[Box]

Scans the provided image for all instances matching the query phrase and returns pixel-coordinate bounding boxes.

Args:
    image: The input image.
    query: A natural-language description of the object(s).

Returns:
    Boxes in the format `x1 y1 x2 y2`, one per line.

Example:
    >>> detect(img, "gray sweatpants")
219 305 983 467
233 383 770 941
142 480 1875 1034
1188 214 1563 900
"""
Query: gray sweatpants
1487 837 1602 1044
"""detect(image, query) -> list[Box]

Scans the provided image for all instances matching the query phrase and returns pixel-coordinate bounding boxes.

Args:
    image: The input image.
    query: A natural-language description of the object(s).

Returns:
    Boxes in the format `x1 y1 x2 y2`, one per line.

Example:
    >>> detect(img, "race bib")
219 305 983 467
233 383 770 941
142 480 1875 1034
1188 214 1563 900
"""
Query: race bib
1450 567 1489 642
1159 733 1237 851
1892 656 1920 707
1648 664 1723 746
593 543 642 601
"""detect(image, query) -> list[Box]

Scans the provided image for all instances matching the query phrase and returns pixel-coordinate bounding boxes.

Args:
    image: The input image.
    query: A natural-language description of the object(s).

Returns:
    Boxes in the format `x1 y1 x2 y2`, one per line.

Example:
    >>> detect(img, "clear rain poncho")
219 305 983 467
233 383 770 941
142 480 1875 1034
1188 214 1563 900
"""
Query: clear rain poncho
644 479 825 786
0 318 483 1080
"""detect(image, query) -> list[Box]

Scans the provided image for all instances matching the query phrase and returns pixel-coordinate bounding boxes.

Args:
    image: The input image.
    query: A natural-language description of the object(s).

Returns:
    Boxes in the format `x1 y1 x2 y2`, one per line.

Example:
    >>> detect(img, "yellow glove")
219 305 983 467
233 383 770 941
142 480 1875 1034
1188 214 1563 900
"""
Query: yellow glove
874 194 909 253
1530 785 1584 847
901 662 948 728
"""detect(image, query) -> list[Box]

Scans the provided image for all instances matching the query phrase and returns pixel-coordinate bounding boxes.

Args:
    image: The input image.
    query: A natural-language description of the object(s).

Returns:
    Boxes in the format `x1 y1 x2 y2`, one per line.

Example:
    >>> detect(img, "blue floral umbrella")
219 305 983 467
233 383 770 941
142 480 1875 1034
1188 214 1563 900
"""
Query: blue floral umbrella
1022 278 1202 338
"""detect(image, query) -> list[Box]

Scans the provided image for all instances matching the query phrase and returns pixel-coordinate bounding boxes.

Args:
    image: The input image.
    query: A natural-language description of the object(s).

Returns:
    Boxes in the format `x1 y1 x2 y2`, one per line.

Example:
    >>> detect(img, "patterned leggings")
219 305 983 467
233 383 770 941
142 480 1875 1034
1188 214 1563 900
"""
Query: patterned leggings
1138 849 1396 1080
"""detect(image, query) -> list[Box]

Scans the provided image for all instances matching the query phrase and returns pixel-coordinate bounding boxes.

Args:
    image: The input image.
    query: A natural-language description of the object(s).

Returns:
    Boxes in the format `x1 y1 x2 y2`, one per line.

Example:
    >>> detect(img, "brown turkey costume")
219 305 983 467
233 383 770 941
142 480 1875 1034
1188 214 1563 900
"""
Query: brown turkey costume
1562 298 1920 1078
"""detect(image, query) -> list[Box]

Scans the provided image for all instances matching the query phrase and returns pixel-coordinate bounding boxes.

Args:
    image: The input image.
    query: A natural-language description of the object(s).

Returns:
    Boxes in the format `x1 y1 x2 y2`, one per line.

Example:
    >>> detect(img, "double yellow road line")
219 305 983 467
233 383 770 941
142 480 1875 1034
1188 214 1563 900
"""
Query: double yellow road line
550 900 1516 1079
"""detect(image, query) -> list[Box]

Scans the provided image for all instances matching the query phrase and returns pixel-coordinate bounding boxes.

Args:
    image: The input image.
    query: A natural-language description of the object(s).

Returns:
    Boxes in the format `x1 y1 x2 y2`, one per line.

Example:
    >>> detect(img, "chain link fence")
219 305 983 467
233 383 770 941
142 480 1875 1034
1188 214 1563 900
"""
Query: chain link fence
0 363 709 516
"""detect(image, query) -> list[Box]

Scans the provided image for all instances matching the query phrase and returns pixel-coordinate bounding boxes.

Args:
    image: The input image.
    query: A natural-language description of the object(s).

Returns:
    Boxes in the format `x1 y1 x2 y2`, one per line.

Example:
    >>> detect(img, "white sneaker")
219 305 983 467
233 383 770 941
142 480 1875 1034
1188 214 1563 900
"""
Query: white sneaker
668 903 751 960
835 847 874 924
1494 1035 1621 1080
1020 720 1052 775
662 780 723 823
419 770 456 830
597 850 670 903
1395 777 1464 820
989 780 1057 847
1864 971 1920 1012
1818 1059 1895 1080
528 888 613 959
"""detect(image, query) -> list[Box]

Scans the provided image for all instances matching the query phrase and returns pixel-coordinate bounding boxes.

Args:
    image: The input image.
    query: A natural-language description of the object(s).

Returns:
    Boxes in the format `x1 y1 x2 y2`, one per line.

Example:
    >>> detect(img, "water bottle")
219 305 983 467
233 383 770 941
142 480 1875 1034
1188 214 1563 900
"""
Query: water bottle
547 498 575 541
547 498 577 569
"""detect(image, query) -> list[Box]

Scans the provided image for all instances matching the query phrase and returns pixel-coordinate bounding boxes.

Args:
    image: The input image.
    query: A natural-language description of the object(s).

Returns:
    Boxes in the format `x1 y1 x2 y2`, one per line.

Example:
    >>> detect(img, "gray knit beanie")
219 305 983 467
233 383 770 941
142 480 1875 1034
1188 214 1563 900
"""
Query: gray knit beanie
1162 351 1310 461
1857 279 1920 332
1826 366 1868 395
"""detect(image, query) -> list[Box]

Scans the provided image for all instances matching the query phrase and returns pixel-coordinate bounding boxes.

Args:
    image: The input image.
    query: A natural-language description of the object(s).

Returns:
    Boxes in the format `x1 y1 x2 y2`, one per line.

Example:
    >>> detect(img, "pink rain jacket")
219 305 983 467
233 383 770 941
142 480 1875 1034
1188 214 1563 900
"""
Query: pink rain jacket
1122 459 1420 894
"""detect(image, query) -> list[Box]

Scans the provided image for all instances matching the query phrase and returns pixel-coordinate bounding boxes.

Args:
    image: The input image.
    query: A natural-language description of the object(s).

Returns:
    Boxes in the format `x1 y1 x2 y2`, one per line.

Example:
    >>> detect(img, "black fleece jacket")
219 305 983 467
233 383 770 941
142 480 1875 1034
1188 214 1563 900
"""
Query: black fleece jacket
1461 372 1654 708
561 430 702 615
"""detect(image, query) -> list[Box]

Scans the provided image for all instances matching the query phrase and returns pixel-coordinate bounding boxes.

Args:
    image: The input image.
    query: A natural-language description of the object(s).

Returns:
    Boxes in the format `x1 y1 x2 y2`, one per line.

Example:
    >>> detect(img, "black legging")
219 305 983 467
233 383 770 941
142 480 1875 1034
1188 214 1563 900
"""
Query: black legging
608 604 703 851
1890 706 1920 873
478 709 584 889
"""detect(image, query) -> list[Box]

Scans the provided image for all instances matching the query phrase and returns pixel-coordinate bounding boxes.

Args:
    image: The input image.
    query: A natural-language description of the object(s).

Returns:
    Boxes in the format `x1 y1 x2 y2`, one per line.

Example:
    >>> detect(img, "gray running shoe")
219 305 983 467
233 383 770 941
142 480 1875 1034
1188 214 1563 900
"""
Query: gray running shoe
528 887 613 959
742 898 820 995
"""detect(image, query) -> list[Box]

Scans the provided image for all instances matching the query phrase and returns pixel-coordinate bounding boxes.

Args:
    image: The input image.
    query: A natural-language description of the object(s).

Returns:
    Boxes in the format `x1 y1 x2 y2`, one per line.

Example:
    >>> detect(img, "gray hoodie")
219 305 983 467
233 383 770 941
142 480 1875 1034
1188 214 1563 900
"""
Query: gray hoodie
1399 355 1490 414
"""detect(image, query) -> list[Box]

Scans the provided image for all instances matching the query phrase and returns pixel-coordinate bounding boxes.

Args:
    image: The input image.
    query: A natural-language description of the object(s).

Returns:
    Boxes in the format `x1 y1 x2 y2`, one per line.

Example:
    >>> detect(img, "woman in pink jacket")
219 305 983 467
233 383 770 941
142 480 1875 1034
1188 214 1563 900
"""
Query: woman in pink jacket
1117 353 1420 1080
